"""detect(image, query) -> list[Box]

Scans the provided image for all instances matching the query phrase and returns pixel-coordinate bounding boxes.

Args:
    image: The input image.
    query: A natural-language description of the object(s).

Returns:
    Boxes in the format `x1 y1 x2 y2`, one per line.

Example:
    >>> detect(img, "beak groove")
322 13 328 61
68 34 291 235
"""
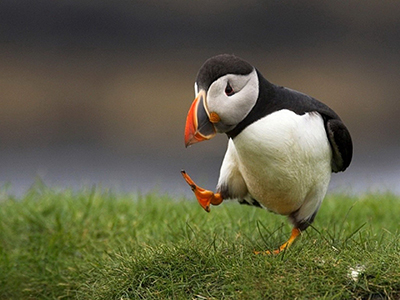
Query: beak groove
184 90 216 147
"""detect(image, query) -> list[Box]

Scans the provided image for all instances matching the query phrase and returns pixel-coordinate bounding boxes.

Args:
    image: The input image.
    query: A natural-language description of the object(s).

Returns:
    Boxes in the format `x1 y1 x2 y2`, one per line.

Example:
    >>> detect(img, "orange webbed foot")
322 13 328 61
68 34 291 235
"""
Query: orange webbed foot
254 227 301 255
181 170 223 212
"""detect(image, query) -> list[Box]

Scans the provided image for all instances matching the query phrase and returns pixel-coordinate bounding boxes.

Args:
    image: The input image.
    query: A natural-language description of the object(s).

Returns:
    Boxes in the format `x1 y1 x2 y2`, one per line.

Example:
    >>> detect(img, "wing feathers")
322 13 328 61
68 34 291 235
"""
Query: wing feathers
326 119 353 172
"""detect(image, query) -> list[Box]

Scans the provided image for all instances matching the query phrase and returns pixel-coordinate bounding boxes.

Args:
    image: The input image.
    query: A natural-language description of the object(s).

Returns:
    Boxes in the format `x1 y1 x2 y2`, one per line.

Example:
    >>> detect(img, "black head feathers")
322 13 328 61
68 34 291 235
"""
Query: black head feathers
196 54 254 91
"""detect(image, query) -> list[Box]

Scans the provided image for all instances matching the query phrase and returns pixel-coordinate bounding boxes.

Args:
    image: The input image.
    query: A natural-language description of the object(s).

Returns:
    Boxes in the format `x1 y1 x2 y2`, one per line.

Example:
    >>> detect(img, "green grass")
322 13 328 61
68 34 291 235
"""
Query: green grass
0 184 400 299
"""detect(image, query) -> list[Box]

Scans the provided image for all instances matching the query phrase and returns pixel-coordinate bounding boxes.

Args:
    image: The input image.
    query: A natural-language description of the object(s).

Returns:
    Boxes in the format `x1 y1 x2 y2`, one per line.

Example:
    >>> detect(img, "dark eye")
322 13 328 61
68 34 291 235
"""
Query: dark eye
225 82 235 96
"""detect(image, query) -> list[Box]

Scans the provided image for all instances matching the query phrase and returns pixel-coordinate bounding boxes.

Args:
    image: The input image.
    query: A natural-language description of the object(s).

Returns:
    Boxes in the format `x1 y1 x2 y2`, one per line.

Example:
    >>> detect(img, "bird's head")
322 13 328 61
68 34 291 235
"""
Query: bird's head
184 54 259 147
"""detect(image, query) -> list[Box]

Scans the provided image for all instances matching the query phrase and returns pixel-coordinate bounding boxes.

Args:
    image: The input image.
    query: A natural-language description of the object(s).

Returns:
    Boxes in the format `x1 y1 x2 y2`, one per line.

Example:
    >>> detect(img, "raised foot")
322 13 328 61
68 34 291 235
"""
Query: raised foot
254 228 301 255
181 170 223 212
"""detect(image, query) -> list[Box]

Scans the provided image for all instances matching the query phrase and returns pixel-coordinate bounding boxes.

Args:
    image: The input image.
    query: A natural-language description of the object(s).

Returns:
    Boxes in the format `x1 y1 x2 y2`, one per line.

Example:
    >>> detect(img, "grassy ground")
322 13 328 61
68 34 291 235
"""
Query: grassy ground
0 184 399 299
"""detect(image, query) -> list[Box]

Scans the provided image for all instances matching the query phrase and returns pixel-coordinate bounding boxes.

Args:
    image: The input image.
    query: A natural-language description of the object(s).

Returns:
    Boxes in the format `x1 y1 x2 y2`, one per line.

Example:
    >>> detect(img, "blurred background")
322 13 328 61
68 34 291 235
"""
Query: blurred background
0 0 399 197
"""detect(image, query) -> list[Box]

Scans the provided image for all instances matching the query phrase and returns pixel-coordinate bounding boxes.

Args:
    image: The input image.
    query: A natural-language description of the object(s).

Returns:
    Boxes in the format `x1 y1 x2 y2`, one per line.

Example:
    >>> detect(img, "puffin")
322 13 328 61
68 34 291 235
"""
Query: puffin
181 54 352 254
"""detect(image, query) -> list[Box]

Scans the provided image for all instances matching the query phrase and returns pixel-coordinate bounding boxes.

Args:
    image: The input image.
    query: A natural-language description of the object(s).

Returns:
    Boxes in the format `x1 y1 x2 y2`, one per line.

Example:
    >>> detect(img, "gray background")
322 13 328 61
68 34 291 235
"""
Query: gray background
1 1 399 196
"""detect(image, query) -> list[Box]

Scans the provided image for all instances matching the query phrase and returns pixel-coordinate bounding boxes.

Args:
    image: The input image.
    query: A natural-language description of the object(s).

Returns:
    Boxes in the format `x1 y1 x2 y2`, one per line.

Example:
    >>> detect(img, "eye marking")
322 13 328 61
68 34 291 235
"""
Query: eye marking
225 82 235 96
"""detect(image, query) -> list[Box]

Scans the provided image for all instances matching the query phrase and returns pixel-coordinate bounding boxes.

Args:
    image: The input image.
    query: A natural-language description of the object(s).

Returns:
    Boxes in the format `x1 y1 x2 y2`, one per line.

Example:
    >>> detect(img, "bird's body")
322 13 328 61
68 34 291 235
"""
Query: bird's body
220 110 331 221
182 54 352 253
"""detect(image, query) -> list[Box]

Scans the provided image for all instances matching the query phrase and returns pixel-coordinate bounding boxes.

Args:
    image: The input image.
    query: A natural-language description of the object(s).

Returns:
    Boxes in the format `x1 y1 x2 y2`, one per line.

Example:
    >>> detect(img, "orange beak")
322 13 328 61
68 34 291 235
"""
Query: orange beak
184 90 217 147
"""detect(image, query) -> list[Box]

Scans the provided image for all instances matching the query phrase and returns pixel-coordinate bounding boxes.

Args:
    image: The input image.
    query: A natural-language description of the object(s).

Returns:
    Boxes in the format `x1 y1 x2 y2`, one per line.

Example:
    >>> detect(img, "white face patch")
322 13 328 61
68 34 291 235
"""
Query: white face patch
205 69 259 132
194 82 199 97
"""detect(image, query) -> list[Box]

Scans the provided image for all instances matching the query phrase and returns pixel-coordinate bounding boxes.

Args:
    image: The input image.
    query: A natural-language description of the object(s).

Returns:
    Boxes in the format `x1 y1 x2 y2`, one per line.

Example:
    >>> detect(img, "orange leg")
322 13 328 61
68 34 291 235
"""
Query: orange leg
181 170 223 212
254 227 301 255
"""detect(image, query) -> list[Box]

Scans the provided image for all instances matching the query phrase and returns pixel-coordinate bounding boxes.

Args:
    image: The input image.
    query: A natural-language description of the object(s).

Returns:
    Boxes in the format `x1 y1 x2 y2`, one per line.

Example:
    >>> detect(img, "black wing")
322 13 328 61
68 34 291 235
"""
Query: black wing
325 118 353 172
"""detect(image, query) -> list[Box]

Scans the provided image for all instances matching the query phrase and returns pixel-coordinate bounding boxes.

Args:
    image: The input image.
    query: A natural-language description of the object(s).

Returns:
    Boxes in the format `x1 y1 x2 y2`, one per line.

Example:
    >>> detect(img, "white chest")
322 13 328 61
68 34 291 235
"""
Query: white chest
233 110 332 214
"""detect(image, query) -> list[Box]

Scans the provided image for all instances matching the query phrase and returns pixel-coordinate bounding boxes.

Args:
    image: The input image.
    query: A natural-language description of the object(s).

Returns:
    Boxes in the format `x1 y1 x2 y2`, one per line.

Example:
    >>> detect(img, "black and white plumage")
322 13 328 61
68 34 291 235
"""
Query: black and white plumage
182 54 352 253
